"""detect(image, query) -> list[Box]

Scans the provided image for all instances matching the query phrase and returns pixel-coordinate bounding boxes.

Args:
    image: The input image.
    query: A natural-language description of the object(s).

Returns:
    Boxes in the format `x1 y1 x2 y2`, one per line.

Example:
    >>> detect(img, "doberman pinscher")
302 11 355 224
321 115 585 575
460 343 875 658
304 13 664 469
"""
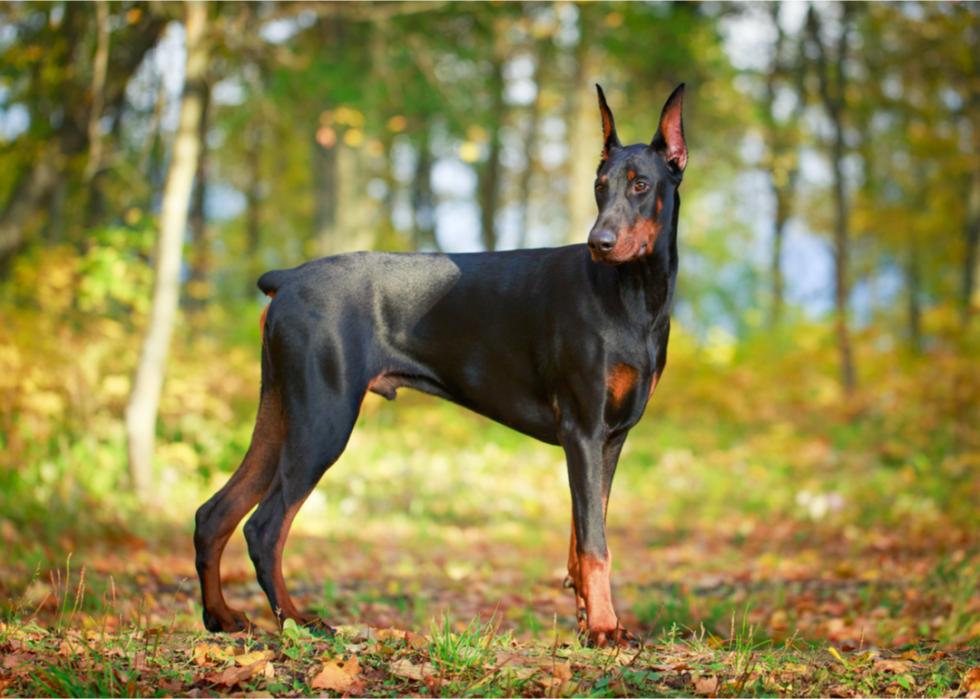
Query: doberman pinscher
194 84 687 647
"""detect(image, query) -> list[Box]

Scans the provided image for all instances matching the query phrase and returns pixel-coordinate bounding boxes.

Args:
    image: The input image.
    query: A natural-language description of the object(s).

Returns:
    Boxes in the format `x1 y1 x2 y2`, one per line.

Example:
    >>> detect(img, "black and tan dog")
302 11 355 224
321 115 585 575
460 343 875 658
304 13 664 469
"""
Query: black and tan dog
194 84 687 647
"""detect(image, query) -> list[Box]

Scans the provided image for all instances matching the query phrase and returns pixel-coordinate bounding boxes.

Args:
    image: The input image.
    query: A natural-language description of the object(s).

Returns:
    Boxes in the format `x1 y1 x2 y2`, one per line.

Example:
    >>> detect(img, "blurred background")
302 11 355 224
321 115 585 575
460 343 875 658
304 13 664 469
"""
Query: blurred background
0 1 977 647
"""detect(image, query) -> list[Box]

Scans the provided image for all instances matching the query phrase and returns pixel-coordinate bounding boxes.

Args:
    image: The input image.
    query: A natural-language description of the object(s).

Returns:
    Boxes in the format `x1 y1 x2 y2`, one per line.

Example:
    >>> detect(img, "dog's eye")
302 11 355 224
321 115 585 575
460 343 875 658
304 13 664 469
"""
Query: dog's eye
632 180 649 194
595 181 606 193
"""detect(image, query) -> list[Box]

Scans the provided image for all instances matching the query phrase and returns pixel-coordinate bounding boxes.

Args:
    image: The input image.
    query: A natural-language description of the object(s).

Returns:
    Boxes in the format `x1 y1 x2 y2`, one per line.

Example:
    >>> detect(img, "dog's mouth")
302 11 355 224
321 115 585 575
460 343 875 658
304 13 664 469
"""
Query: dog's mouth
590 239 650 265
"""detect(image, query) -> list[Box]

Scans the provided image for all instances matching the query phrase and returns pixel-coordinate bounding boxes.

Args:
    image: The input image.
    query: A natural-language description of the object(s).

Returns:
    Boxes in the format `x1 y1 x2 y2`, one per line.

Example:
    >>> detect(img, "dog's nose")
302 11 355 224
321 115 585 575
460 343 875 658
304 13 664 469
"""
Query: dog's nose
588 229 617 254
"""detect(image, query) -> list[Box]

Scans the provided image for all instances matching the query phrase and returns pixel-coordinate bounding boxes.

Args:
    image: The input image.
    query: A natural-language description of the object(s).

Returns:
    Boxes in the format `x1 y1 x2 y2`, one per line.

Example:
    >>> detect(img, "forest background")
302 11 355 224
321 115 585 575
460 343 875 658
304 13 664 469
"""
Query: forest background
0 2 977 697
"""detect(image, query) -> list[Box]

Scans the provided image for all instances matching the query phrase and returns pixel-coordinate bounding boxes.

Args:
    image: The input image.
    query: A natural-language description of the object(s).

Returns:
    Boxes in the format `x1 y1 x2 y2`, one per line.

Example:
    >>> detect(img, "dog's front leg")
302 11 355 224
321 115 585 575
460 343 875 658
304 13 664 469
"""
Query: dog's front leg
563 434 625 647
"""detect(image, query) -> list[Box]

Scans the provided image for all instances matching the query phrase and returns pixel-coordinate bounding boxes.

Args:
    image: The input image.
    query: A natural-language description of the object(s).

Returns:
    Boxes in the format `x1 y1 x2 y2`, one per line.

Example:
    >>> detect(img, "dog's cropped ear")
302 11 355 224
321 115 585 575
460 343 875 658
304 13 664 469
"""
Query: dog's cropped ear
651 83 687 174
596 84 621 161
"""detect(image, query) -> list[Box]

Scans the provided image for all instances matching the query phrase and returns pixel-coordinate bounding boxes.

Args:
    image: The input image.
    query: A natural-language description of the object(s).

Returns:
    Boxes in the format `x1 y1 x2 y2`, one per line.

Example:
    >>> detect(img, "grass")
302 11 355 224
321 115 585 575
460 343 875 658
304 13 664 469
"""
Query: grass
1 314 978 695
7 611 976 697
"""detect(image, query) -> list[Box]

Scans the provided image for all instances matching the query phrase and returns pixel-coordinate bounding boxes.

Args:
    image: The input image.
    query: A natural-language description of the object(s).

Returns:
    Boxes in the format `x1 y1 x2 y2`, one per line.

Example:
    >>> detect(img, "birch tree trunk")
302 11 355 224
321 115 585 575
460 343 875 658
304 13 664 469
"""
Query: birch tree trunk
125 2 208 500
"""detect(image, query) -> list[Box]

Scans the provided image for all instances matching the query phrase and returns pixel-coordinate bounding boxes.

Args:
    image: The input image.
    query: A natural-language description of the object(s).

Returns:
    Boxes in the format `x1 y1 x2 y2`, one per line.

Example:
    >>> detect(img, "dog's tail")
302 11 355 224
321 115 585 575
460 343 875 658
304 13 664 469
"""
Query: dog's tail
257 269 290 297
257 269 290 338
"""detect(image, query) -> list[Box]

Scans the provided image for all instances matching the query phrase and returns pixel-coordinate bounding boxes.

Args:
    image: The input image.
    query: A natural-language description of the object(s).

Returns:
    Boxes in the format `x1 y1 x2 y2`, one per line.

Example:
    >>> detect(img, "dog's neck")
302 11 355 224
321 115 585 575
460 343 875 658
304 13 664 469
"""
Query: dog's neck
610 192 679 328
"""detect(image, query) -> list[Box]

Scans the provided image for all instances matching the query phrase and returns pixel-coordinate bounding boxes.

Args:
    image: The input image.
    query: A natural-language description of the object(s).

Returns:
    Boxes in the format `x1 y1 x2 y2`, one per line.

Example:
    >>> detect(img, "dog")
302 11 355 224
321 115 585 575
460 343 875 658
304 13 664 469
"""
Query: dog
194 83 686 647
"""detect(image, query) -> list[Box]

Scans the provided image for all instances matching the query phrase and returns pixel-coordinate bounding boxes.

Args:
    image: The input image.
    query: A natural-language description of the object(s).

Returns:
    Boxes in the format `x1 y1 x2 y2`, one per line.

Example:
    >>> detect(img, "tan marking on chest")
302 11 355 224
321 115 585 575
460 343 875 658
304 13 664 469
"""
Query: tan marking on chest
607 363 639 408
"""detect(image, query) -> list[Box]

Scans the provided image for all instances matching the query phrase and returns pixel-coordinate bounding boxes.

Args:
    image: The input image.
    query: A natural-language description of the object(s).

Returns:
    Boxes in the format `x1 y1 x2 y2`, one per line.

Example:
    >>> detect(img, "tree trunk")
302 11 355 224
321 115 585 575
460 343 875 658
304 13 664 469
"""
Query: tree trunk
828 74 856 393
411 126 437 250
906 245 922 353
764 2 802 328
516 38 549 249
565 10 596 245
770 194 788 326
139 75 168 197
0 5 163 269
125 1 209 501
84 0 111 182
0 149 64 267
313 132 339 255
188 82 212 315
477 53 505 251
244 119 263 294
808 4 856 393
962 151 980 328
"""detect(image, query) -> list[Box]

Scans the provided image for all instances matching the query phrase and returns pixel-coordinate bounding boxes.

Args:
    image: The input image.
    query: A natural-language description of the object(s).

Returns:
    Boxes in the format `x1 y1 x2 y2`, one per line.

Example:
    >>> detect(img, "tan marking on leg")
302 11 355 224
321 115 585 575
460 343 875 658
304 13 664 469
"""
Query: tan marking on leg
607 363 639 408
199 393 282 630
565 519 588 632
579 551 618 644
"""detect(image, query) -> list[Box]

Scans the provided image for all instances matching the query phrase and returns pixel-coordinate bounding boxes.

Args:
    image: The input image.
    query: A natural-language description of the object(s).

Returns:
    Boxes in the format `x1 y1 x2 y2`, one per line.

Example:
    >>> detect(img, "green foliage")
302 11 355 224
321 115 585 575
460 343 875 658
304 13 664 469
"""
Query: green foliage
0 4 977 695
428 615 500 674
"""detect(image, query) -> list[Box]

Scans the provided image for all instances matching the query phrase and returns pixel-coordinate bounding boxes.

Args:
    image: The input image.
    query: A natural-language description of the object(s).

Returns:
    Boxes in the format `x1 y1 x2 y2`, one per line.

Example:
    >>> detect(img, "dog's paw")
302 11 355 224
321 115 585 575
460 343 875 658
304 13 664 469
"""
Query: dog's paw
294 614 337 637
203 608 252 634
581 624 636 649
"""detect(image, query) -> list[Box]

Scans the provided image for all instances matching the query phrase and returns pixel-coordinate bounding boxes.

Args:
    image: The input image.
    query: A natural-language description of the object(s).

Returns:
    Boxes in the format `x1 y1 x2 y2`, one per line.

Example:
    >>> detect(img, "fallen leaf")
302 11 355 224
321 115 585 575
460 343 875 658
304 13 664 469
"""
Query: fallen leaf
58 639 80 656
615 648 643 666
388 657 436 682
211 660 267 687
539 662 573 693
694 675 719 696
502 665 538 681
964 668 980 692
235 649 274 666
344 625 376 642
406 631 429 649
158 678 184 693
310 656 361 693
192 643 234 666
375 627 428 649
874 659 910 674
827 646 848 667
375 628 404 642
2 653 33 671
552 663 572 681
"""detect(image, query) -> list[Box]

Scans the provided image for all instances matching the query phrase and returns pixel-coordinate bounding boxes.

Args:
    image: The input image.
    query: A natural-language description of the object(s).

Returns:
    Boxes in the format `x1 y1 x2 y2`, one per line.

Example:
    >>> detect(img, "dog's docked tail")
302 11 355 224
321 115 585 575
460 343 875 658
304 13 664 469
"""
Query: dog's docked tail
257 269 290 337
257 269 290 297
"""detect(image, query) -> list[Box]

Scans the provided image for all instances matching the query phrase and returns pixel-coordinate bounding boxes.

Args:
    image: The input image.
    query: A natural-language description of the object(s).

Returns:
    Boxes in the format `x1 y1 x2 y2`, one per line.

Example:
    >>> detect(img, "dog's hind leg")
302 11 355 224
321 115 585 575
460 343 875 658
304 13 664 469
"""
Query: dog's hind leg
194 386 283 632
243 386 360 629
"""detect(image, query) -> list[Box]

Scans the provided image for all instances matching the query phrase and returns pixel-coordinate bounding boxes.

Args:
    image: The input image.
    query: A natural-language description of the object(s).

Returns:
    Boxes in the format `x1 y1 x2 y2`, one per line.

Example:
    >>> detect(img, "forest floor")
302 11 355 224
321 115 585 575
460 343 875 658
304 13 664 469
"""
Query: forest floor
2 364 979 697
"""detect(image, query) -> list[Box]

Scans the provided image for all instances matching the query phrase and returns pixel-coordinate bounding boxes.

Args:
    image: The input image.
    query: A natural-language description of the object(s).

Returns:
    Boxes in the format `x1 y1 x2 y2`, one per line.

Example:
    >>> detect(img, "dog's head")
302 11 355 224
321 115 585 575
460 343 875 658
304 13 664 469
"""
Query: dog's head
587 84 687 264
